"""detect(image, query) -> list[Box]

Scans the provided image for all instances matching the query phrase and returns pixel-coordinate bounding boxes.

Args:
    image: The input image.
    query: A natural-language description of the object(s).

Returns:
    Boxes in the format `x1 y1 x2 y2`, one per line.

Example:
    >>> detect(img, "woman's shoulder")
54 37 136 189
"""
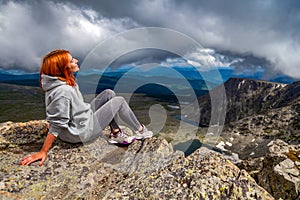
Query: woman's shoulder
59 84 73 91
52 84 74 98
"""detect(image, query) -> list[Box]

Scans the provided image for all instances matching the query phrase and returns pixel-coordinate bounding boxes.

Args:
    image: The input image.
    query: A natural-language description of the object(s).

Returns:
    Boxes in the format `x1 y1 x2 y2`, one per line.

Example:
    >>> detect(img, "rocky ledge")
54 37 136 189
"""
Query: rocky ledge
238 139 300 200
1 120 274 199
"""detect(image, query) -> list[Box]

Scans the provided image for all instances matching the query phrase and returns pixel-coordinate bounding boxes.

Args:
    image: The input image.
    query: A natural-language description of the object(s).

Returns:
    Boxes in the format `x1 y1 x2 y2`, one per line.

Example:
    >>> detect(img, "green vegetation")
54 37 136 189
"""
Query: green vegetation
0 83 202 144
0 84 182 135
127 93 181 133
0 83 45 122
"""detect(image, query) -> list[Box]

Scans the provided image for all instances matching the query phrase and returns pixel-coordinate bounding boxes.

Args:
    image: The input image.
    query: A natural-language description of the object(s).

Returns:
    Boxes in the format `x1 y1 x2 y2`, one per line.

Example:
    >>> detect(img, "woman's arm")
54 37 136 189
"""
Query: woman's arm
20 132 56 166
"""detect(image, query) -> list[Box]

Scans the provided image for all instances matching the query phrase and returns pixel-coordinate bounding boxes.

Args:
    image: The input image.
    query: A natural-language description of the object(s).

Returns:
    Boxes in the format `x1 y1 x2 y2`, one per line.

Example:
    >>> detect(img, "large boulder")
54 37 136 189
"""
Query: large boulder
0 120 274 199
102 147 274 199
113 137 183 176
258 140 300 200
238 139 300 200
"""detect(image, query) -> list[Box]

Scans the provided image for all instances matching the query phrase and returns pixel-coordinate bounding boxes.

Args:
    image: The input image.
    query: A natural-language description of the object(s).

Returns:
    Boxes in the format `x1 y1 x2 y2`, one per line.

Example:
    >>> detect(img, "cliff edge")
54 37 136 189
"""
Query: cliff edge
0 120 273 199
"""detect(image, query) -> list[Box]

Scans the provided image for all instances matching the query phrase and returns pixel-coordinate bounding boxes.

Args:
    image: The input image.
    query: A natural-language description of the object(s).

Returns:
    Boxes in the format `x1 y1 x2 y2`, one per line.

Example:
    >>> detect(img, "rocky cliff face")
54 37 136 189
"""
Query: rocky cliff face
191 78 299 126
0 120 273 199
192 78 300 199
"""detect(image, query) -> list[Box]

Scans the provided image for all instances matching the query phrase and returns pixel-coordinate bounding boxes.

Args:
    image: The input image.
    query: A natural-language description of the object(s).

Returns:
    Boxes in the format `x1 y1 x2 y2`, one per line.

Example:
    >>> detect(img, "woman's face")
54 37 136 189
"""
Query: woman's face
67 53 79 73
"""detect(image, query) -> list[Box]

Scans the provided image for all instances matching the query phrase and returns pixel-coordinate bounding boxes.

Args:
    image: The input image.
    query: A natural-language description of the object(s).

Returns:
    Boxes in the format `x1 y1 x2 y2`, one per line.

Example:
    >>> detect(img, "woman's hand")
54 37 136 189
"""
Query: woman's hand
20 151 47 166
19 132 56 167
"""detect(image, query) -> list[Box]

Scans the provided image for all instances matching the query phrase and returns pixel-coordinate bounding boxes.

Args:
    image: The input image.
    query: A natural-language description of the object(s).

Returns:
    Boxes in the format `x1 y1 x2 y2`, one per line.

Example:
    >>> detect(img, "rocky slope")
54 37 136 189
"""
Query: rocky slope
193 78 300 199
237 139 300 200
0 120 274 199
190 78 299 126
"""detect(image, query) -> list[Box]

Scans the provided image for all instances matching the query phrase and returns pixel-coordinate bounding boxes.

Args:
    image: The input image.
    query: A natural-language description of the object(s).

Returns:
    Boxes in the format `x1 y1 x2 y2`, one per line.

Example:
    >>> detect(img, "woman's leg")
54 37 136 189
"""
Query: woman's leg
92 94 153 143
93 96 141 133
91 89 119 130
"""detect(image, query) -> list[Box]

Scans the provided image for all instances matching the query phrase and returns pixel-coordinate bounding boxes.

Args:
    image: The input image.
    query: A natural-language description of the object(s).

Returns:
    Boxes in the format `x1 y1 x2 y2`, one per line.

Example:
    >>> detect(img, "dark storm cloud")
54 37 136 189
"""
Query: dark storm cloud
0 0 299 78
79 0 300 78
108 49 178 69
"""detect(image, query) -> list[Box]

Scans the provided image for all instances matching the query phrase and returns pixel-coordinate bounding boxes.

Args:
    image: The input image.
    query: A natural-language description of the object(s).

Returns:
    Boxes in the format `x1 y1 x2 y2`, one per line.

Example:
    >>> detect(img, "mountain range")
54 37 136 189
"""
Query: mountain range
1 66 298 101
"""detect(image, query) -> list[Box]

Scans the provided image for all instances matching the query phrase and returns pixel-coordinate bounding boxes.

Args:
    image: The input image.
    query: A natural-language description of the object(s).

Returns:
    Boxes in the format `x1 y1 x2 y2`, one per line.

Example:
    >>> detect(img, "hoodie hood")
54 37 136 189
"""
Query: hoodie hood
41 74 66 91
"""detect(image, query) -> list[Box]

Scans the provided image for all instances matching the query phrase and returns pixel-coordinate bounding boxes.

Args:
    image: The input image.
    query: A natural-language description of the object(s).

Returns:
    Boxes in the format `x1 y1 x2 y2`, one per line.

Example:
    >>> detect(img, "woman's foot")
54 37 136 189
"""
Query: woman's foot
135 124 153 140
108 129 136 145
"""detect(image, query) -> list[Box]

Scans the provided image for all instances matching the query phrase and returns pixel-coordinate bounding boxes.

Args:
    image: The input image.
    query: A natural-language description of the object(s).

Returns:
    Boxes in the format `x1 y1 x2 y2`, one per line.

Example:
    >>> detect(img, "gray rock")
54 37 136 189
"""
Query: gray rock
240 139 300 200
113 137 184 175
191 78 300 127
0 120 274 199
102 147 274 199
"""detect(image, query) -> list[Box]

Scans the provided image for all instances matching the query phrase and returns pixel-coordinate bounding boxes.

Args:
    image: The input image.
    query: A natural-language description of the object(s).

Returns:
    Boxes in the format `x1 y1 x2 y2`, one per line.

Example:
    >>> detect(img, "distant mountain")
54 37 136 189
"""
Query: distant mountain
0 67 211 100
1 66 298 103
188 78 300 126
77 67 214 101
0 70 40 86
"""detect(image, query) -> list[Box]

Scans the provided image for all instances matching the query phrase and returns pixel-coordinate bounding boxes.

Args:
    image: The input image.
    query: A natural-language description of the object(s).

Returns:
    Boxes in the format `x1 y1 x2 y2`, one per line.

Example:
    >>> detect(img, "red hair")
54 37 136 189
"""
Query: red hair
40 49 76 89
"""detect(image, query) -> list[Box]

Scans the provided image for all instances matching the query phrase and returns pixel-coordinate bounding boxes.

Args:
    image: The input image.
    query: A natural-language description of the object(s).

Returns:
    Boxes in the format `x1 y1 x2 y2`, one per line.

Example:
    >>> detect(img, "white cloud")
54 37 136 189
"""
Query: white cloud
0 1 138 71
184 48 243 69
152 48 244 71
160 57 187 67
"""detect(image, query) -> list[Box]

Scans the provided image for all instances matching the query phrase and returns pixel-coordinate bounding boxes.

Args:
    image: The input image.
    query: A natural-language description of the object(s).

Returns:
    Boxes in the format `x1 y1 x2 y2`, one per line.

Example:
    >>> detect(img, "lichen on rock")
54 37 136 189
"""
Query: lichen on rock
0 120 274 199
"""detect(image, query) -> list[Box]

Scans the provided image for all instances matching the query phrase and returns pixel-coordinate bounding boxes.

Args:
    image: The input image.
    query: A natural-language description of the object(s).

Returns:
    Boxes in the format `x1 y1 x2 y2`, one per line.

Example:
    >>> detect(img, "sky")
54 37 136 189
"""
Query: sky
0 0 299 80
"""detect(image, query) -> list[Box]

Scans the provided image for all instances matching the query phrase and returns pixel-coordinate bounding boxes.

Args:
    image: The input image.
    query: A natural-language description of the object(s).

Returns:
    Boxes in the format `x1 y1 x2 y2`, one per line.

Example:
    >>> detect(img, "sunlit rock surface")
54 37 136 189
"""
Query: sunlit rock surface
0 120 273 199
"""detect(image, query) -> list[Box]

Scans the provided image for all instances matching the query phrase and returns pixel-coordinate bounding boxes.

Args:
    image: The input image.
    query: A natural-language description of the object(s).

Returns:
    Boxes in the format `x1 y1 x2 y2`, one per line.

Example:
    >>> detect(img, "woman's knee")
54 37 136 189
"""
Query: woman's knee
110 96 128 108
101 89 116 98
113 96 125 103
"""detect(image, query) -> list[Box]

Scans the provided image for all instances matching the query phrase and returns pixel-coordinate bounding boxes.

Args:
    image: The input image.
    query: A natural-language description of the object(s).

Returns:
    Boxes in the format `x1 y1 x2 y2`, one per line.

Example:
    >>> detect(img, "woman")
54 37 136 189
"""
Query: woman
20 49 152 166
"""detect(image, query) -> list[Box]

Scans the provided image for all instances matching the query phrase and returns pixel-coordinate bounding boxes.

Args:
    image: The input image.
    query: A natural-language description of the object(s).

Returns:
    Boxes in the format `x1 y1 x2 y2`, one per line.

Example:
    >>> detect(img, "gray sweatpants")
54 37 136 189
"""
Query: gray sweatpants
91 89 140 135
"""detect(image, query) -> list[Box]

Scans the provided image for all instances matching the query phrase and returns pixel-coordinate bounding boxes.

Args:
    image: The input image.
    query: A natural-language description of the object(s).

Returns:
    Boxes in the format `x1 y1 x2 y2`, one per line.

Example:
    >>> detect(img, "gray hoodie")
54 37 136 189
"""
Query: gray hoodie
41 74 94 143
